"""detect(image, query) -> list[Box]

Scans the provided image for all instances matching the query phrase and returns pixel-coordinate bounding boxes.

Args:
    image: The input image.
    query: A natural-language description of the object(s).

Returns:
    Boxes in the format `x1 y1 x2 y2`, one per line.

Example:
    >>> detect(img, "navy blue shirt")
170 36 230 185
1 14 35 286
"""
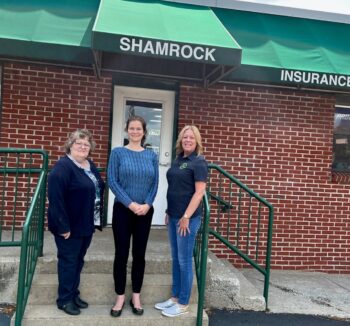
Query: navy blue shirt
166 152 208 219
48 155 105 237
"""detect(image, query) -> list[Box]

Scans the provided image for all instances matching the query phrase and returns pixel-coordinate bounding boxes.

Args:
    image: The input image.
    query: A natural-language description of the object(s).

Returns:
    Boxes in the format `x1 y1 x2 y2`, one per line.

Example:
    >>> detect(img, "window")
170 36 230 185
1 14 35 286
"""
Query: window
0 64 2 134
333 105 350 171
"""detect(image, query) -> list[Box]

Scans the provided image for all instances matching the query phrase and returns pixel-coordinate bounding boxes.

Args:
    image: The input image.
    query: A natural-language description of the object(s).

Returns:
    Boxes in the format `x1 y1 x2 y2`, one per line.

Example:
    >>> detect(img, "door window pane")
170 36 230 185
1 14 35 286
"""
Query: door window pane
124 100 162 158
333 107 350 171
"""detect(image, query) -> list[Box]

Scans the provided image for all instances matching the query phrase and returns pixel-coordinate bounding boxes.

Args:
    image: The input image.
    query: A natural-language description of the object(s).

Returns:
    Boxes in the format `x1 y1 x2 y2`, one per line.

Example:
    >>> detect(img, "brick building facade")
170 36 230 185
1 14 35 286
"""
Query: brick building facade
1 62 349 272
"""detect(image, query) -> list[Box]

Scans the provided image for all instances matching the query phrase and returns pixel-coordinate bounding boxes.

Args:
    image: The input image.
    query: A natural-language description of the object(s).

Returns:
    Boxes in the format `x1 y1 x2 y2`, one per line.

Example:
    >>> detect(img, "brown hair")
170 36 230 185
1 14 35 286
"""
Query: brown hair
64 129 96 154
125 115 148 146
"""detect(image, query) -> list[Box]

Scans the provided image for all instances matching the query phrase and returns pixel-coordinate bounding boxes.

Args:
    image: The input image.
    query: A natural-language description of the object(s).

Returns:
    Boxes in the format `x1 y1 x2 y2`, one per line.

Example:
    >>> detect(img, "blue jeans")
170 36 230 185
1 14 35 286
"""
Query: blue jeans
168 215 201 305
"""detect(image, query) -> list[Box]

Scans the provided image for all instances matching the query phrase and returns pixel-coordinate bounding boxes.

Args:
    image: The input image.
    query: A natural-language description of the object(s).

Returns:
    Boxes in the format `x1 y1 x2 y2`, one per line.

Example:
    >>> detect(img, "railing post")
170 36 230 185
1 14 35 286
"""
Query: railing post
15 225 29 326
196 194 210 326
38 151 48 257
263 205 274 308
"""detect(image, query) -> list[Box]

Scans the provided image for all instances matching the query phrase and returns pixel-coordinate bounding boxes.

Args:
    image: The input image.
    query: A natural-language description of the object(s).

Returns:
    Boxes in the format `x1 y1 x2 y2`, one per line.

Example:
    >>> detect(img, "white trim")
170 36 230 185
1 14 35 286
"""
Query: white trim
108 86 175 225
161 0 350 24
336 105 350 109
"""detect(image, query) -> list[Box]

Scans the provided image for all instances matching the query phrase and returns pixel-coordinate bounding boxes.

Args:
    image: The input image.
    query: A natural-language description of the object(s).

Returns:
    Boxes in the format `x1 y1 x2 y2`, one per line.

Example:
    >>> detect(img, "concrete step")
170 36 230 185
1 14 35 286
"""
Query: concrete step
206 252 265 311
0 258 19 303
36 228 173 275
4 228 264 324
20 304 208 326
36 254 172 275
28 273 198 305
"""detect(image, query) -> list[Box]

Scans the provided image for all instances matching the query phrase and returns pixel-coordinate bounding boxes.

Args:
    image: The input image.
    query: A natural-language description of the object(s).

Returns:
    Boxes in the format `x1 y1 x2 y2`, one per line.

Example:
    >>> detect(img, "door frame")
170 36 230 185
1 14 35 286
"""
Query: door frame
105 78 179 226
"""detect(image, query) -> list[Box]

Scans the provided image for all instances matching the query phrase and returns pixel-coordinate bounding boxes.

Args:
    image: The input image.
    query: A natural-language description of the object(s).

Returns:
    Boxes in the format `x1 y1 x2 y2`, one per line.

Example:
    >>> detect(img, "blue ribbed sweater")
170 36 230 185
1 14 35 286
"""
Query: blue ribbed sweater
107 147 159 208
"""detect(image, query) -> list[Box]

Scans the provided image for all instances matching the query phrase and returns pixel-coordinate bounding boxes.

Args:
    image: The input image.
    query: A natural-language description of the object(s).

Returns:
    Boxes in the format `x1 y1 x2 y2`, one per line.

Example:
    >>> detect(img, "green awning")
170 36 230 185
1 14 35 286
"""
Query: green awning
92 0 241 67
214 8 350 91
0 0 99 65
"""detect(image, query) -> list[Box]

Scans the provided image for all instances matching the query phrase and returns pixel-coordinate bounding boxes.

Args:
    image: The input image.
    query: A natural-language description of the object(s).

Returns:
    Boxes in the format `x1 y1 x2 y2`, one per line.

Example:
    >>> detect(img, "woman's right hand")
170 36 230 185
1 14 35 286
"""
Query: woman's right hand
128 202 139 214
60 232 70 239
129 202 150 216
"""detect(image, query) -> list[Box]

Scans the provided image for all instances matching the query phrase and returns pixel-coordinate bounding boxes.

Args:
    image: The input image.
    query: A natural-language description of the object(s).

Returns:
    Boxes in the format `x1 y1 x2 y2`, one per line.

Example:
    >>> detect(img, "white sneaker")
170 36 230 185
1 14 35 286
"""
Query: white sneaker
154 298 176 310
161 303 189 317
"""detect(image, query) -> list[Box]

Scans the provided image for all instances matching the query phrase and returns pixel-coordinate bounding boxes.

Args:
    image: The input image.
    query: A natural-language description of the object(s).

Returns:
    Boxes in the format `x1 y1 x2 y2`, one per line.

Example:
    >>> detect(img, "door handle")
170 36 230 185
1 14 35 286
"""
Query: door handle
159 162 169 167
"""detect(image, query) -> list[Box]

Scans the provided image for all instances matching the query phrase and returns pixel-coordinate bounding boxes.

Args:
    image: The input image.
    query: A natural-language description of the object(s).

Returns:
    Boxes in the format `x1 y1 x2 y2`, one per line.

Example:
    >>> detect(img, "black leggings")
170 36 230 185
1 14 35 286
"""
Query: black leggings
112 202 153 294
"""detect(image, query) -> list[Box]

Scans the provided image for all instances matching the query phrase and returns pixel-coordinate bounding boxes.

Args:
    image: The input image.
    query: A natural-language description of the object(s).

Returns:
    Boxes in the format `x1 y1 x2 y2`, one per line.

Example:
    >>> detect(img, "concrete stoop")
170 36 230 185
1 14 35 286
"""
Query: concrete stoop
27 273 198 306
16 229 208 325
20 265 204 325
22 304 201 326
4 229 266 325
0 258 19 304
0 245 21 304
205 252 266 311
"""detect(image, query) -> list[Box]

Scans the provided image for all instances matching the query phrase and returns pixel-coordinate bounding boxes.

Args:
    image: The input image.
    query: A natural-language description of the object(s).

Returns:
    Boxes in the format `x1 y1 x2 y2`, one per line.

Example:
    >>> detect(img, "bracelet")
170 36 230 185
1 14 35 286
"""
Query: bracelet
182 213 190 219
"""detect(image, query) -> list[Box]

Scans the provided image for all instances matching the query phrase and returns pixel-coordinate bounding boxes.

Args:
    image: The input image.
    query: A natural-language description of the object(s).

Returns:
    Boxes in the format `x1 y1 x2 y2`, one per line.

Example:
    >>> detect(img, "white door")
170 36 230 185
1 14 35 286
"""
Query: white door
108 86 175 225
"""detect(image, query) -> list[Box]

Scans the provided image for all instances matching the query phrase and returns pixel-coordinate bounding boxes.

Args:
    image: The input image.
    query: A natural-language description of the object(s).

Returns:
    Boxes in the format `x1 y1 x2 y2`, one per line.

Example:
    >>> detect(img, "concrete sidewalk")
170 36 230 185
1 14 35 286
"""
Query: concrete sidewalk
241 269 350 320
208 268 350 325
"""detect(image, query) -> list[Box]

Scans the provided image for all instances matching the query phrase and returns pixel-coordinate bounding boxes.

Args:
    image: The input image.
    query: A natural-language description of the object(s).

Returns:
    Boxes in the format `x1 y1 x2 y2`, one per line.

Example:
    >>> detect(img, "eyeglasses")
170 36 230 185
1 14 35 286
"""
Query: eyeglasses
74 141 91 148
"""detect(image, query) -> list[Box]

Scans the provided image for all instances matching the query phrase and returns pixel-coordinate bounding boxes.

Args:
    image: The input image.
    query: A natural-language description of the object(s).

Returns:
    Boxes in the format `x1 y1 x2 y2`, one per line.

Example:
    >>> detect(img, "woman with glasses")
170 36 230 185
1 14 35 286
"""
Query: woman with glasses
107 115 159 317
48 129 105 316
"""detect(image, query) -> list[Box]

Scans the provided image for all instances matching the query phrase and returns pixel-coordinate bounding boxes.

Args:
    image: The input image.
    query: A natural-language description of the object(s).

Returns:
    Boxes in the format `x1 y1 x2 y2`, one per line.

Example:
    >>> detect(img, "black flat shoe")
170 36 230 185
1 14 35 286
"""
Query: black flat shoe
58 301 81 316
110 302 124 317
130 299 144 316
74 296 88 309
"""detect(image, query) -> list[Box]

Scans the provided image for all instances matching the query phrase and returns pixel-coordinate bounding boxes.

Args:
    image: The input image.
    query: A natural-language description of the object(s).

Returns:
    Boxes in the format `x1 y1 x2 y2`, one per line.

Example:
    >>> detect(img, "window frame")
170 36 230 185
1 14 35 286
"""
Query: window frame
333 99 350 172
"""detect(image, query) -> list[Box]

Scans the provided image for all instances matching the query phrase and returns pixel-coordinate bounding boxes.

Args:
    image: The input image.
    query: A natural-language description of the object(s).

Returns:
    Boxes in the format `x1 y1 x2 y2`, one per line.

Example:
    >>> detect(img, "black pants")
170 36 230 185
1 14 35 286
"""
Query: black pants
112 202 153 295
54 234 92 307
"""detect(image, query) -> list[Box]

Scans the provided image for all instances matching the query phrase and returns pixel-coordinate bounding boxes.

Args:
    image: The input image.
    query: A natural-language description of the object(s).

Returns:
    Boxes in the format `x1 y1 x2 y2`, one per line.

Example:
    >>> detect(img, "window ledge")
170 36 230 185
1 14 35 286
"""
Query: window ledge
331 171 350 184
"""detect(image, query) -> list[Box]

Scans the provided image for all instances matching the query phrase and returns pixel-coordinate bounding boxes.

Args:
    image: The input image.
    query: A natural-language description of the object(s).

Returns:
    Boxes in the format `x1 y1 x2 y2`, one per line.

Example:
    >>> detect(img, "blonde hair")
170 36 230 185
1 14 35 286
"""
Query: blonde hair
175 125 203 156
64 129 96 154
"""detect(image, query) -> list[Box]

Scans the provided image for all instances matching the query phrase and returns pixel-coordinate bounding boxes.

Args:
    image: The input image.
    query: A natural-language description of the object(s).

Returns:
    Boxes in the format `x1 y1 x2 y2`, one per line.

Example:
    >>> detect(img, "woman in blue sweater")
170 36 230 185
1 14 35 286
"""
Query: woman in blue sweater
107 115 159 317
48 129 105 316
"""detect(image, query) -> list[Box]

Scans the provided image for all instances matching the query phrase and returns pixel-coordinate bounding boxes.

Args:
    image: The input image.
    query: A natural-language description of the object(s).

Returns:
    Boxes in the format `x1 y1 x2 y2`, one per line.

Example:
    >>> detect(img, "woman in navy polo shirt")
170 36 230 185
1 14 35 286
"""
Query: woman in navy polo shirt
155 125 208 317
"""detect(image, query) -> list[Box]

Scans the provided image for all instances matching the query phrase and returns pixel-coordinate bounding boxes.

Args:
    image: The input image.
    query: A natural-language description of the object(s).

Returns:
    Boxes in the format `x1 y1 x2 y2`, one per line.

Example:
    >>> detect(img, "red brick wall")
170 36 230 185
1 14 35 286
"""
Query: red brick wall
178 83 350 273
0 63 112 168
0 63 112 230
1 63 349 272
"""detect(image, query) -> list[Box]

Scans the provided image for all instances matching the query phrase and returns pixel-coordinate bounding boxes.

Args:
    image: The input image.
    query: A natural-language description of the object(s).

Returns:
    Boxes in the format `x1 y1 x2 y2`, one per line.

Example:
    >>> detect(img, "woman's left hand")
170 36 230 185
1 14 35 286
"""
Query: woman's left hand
177 217 190 236
135 204 150 216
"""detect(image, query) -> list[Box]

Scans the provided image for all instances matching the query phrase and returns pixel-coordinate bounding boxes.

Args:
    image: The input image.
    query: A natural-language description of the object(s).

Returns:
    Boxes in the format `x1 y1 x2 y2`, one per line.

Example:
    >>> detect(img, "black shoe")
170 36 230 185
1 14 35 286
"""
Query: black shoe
130 299 144 316
58 301 81 315
74 296 88 309
110 302 124 317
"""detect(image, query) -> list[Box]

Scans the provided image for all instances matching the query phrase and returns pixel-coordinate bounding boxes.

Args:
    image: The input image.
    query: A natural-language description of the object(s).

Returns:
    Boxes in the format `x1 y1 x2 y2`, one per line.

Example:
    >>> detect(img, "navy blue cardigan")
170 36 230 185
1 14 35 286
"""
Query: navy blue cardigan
47 155 105 237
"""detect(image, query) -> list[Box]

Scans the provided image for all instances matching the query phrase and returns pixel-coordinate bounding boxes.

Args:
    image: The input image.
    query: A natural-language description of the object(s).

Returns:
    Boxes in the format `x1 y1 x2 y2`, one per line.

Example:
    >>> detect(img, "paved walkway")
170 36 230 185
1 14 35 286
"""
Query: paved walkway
209 310 350 325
